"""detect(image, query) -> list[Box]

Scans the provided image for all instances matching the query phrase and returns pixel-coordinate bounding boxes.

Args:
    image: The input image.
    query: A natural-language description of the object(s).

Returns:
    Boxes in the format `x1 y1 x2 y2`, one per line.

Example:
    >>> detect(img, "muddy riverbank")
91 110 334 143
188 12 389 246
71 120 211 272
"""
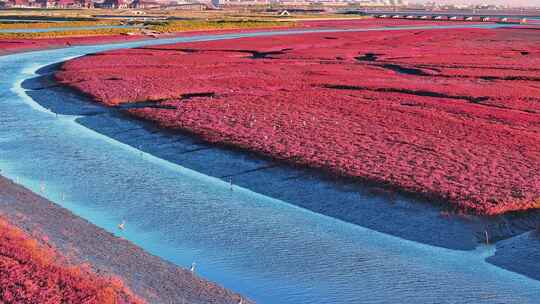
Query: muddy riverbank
0 176 250 304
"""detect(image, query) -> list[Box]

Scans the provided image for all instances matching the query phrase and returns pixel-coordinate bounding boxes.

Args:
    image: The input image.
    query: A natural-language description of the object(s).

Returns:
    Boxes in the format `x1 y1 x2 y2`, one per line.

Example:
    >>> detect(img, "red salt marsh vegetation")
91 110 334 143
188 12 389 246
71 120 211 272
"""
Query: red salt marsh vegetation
0 34 146 55
55 23 540 215
0 217 143 304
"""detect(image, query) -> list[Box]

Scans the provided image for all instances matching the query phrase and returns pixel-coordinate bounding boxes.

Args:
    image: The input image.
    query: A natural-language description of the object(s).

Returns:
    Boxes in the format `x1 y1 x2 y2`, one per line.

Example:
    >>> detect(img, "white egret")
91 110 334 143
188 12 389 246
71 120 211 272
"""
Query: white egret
118 220 126 230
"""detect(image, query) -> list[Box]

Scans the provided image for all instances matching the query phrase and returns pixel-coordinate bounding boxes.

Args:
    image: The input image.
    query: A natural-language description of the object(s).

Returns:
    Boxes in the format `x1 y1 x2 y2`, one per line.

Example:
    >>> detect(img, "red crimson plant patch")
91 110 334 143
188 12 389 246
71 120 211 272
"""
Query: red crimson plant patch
0 35 148 55
0 217 143 304
55 25 540 215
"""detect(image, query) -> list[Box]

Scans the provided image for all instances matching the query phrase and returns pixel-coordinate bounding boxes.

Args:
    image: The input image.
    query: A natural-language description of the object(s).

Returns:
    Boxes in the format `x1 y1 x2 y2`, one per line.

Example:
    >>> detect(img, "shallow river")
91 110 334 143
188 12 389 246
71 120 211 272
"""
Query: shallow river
1 25 540 303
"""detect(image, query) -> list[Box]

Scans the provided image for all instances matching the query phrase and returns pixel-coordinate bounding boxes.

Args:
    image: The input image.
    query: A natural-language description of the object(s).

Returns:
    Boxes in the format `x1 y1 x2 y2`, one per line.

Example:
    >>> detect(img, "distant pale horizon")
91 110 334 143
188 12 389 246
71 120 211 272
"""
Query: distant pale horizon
413 0 540 7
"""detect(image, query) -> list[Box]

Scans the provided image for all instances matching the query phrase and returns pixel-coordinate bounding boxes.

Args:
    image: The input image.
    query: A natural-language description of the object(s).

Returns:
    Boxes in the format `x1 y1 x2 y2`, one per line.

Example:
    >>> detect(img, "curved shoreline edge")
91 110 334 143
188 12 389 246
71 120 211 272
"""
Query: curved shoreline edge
0 176 251 304
24 60 540 249
14 59 540 285
486 231 540 282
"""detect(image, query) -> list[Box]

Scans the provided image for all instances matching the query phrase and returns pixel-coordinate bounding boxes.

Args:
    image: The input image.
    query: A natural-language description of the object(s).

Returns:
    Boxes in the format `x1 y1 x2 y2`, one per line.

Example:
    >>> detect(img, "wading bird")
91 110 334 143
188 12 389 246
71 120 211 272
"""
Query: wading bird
118 220 126 230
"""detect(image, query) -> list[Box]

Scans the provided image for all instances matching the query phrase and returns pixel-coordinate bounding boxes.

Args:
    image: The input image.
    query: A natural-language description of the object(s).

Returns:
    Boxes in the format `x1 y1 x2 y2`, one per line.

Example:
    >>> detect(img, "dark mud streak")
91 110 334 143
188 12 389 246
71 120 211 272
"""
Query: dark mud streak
84 52 111 57
220 163 282 179
138 47 293 59
181 92 216 100
378 63 431 76
324 83 540 116
322 83 489 103
113 92 217 111
478 75 540 82
473 101 540 114
414 63 540 72
354 59 436 76
221 48 293 59
114 92 218 110
411 72 540 82
400 102 420 107
177 147 214 154
79 111 108 116
355 52 380 62
116 100 177 110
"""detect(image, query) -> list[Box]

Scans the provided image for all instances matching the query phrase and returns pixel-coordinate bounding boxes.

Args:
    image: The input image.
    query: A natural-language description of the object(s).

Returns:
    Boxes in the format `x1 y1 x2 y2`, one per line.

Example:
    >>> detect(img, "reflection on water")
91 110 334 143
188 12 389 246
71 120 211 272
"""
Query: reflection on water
1 26 540 304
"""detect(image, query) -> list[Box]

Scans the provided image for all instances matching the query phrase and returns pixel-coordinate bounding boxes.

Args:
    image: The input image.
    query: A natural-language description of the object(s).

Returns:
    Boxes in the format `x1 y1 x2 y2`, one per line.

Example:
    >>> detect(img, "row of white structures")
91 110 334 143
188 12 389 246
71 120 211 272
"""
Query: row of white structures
375 14 528 23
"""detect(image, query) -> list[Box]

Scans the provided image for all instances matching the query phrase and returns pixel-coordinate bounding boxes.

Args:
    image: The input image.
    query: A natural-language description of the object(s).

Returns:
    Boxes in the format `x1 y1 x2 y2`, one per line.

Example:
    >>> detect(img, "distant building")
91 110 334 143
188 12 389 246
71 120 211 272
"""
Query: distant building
164 2 208 10
55 0 77 8
130 0 160 8
4 0 31 7
34 0 90 8
101 0 129 8
35 0 53 7
79 0 93 8
218 0 270 6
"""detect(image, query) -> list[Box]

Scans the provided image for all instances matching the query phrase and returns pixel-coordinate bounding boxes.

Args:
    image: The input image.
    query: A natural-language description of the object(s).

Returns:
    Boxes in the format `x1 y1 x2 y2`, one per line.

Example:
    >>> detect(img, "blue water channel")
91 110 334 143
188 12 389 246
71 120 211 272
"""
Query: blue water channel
1 25 540 303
